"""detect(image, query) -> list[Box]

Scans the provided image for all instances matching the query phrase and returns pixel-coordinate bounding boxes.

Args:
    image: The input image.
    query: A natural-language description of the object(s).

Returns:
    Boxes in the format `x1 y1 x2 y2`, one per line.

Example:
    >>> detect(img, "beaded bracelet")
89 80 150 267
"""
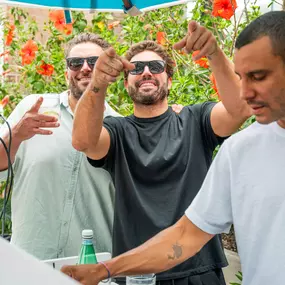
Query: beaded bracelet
99 261 111 283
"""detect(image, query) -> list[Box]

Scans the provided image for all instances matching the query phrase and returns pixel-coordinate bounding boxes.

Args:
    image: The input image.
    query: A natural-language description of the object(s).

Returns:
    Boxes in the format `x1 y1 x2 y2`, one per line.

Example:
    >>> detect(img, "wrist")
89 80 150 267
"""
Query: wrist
207 46 223 61
11 126 24 145
98 261 111 281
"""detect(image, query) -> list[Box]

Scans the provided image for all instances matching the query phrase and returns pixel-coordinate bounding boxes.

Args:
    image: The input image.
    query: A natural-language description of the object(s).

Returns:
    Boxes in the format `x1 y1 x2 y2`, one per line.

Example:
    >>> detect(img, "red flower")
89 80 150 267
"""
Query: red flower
212 0 237 20
49 10 73 35
192 51 209 68
36 62 54 76
20 40 38 65
210 73 221 100
108 21 120 30
5 24 15 46
0 96 10 108
157 31 166 46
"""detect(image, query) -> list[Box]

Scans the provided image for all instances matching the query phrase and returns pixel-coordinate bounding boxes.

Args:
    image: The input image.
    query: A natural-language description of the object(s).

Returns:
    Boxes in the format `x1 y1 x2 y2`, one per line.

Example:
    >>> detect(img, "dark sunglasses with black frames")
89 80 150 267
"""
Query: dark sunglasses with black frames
129 60 166 75
66 56 99 72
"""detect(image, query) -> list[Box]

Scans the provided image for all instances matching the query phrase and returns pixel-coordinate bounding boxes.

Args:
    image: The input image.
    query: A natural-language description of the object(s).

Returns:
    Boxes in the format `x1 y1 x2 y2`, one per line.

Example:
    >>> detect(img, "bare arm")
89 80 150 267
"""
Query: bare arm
0 130 22 171
208 48 251 137
61 216 213 284
72 47 134 160
174 21 251 137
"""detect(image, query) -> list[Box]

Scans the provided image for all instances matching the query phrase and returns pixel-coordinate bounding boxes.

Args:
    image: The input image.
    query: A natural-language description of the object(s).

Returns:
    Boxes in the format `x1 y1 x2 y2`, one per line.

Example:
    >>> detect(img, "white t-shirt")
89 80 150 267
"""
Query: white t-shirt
185 121 285 285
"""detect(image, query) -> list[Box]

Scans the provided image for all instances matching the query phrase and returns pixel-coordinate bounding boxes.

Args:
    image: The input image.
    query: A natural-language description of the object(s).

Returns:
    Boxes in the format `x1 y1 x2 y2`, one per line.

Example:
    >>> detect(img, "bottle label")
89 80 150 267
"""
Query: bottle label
82 239 93 245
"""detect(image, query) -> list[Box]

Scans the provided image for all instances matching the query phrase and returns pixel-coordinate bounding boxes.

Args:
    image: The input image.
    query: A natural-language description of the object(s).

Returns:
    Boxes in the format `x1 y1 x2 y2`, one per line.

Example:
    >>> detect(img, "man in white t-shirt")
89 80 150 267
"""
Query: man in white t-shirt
61 11 285 285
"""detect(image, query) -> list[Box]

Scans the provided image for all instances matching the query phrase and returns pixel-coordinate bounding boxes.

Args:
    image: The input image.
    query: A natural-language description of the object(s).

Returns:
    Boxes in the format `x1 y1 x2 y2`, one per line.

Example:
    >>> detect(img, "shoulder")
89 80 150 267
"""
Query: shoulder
184 102 216 116
224 121 268 151
104 101 122 118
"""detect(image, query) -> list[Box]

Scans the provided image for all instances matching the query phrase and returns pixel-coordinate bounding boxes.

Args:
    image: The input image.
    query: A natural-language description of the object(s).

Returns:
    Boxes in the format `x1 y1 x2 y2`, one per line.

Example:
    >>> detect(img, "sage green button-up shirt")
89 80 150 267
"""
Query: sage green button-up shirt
0 91 119 260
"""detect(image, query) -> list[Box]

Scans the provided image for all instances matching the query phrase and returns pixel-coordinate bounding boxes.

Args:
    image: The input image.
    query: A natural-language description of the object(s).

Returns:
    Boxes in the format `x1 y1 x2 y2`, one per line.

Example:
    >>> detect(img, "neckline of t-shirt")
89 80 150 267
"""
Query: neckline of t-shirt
272 121 285 137
130 107 172 123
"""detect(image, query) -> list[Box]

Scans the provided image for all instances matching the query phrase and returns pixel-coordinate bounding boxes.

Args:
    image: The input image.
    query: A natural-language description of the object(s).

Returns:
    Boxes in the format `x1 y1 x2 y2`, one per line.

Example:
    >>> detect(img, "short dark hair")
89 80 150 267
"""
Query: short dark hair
124 40 175 79
64 33 110 58
235 11 285 63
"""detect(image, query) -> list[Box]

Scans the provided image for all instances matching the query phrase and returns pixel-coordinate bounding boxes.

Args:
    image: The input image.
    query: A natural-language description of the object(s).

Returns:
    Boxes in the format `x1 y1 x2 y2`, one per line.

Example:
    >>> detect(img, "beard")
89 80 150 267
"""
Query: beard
128 76 169 105
68 73 91 100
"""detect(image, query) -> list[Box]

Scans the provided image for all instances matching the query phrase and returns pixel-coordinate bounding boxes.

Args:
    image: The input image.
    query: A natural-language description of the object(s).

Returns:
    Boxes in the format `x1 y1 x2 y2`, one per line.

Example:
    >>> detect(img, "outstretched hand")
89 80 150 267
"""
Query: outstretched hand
174 21 218 61
91 47 135 90
13 97 59 142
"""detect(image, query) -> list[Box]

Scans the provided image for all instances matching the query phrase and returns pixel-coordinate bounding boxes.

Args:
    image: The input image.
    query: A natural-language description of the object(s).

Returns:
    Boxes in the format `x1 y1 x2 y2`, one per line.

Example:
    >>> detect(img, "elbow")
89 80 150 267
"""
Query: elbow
72 137 88 152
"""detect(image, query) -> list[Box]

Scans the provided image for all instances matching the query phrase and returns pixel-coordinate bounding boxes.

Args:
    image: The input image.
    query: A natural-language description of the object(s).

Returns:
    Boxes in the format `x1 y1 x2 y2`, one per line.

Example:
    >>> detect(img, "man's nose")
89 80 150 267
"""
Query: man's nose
141 65 152 76
81 60 92 72
240 79 255 101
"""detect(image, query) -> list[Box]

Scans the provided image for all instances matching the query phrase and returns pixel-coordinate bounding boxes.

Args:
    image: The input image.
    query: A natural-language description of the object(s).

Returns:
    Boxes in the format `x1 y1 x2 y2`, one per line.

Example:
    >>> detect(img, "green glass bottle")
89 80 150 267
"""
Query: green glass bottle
78 229 98 264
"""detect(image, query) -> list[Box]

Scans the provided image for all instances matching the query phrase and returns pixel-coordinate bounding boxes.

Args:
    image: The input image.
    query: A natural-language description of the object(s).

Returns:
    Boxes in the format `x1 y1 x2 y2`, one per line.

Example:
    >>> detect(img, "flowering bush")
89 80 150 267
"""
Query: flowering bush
0 0 264 236
0 0 263 117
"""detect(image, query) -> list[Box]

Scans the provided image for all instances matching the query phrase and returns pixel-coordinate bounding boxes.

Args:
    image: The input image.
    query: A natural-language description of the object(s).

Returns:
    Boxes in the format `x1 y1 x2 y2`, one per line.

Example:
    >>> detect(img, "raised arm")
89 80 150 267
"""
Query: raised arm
72 47 134 160
0 97 58 171
174 21 252 137
61 215 213 284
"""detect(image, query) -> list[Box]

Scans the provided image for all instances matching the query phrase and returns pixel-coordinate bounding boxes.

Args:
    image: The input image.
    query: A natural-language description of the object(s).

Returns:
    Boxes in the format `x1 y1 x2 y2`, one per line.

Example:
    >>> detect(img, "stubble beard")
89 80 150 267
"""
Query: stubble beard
128 78 169 105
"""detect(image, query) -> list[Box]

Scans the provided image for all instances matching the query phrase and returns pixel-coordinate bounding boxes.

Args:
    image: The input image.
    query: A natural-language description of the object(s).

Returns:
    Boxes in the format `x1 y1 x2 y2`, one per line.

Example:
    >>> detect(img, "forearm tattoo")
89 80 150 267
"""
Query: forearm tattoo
92 86 100 93
167 242 182 260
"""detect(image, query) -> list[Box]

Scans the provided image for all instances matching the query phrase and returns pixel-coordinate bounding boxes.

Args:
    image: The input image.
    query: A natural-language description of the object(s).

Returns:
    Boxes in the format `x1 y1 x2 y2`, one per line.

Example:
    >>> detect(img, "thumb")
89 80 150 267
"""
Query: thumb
29 97 43 113
121 58 135 71
188 21 198 34
173 37 187 50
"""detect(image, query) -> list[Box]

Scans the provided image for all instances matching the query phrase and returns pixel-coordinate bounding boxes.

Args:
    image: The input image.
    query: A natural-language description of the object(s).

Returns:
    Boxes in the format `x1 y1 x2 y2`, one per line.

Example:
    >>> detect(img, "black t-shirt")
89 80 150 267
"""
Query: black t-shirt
88 102 228 280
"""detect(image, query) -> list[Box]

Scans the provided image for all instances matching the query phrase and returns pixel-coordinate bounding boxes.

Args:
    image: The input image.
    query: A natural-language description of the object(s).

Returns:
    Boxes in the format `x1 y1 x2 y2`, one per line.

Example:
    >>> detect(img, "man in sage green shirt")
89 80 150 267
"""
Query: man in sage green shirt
0 33 119 260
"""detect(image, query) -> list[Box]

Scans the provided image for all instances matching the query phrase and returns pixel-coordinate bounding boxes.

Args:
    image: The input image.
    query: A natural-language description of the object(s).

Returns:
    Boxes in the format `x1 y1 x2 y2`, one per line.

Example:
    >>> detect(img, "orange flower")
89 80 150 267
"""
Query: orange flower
36 62 54 76
0 96 10 108
192 51 209 68
212 0 237 20
210 73 221 100
108 21 120 30
157 31 166 46
5 24 15 46
20 40 38 65
49 10 73 35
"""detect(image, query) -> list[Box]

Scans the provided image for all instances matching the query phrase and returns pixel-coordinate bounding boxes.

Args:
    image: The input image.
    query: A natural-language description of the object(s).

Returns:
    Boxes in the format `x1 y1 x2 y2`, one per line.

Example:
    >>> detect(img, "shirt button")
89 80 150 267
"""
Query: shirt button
63 221 68 226
58 249 63 255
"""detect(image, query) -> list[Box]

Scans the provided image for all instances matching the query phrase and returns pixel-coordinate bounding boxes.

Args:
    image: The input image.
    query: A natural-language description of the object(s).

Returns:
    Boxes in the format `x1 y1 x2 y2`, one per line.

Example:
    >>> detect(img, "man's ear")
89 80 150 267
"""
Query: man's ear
124 79 128 89
65 70 68 83
168 77 172 90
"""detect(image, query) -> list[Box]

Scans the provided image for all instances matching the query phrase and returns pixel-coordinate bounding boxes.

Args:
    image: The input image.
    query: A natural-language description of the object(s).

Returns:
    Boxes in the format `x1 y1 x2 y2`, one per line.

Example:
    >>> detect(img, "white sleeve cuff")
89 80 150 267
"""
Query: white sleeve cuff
185 206 231 235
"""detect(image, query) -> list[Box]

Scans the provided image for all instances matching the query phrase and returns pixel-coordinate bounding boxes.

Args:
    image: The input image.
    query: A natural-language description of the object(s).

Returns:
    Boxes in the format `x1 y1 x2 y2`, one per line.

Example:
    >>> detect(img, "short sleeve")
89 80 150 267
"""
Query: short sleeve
190 102 225 152
87 116 121 170
185 140 233 235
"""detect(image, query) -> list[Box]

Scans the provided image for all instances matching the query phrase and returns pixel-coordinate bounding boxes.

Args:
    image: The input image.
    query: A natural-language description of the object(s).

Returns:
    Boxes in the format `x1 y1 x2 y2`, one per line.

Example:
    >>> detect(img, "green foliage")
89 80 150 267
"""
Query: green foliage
0 0 262 235
230 271 243 285
0 1 260 116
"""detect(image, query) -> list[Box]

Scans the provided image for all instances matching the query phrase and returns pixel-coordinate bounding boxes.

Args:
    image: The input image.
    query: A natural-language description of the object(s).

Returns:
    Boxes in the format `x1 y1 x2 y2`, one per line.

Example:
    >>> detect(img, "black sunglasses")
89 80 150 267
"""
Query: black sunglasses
129 60 166 75
66 56 99 71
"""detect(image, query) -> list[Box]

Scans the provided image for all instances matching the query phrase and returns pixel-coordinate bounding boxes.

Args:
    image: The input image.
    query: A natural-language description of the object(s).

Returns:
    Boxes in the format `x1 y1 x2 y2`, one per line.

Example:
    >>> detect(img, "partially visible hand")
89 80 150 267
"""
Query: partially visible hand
13 97 59 142
91 47 135 90
61 264 102 285
174 21 218 60
171 104 184 114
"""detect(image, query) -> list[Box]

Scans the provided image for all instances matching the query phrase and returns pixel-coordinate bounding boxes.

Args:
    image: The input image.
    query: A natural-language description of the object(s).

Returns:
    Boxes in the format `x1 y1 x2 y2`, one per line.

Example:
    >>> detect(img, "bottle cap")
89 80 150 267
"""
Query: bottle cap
82 229 93 239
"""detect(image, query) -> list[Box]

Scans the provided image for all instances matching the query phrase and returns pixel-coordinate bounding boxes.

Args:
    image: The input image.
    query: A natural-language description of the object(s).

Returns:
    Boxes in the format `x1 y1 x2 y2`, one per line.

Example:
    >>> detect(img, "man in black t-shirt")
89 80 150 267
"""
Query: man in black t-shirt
71 21 251 285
